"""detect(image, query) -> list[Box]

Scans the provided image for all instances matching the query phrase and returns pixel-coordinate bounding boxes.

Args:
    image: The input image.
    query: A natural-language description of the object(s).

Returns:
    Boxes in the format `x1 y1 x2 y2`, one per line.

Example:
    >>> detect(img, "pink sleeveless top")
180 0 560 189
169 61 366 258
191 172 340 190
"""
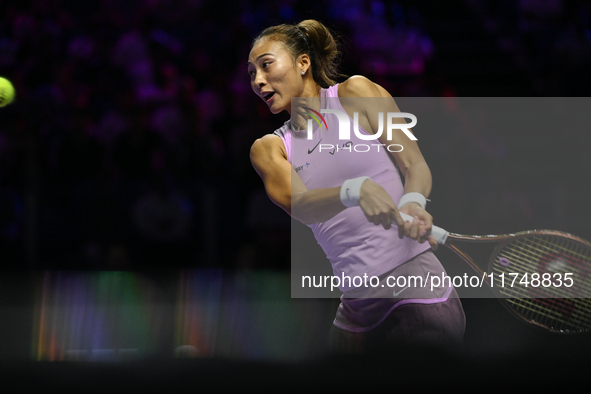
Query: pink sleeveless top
273 84 429 291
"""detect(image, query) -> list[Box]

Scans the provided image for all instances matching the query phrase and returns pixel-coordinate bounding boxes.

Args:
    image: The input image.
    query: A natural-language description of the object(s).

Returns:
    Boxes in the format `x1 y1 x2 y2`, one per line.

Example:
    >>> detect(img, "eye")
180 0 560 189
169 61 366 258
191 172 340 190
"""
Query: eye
262 61 271 68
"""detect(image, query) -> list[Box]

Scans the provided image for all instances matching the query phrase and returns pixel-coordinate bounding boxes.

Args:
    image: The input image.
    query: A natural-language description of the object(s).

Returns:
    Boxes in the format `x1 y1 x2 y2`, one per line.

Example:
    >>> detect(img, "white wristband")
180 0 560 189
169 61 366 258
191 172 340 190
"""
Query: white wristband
398 192 427 210
340 176 370 208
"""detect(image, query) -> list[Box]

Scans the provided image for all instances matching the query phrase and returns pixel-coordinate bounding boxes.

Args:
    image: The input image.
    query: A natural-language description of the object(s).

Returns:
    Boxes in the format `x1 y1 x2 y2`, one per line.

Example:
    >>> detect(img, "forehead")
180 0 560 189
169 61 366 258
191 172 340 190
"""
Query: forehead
248 38 289 64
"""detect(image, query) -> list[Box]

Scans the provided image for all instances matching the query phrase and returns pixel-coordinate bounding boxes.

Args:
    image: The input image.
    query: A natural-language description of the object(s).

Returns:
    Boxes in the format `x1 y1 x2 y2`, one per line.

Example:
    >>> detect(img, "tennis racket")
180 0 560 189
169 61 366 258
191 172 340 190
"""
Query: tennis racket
398 212 591 334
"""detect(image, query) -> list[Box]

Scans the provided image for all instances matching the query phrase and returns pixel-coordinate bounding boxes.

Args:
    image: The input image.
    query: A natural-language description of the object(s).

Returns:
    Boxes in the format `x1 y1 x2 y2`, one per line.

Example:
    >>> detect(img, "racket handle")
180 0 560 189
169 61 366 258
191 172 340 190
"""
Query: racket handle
397 212 449 245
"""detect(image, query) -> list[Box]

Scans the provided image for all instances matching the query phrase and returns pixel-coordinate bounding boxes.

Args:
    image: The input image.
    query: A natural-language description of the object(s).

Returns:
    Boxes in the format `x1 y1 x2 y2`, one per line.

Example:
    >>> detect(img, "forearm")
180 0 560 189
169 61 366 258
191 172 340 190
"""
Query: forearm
401 160 432 199
291 187 346 225
397 159 437 246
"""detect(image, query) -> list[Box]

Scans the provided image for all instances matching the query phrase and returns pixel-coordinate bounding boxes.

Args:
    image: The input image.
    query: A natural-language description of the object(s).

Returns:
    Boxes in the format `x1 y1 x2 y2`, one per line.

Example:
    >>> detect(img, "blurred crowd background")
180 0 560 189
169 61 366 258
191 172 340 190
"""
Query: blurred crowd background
1 0 590 272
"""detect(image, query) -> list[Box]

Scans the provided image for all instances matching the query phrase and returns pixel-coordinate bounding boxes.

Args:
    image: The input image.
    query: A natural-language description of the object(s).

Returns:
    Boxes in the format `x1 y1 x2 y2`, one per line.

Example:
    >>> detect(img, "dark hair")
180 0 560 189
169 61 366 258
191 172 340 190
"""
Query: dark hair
253 20 343 88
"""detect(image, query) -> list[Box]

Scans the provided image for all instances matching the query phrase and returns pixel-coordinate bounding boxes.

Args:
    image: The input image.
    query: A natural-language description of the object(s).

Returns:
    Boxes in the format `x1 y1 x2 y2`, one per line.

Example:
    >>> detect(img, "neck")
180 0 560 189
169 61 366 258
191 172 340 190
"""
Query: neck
289 82 322 130
288 80 321 111
302 80 321 98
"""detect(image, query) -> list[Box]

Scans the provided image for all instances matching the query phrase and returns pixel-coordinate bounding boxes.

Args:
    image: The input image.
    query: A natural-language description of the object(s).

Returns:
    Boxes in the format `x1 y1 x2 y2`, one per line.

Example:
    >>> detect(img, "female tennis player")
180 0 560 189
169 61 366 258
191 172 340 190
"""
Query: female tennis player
248 20 465 352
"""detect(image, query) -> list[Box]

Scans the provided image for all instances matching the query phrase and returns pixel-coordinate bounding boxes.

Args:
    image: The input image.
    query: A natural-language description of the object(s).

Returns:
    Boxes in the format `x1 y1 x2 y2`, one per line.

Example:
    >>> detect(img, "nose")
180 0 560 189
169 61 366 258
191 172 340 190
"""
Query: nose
254 72 266 88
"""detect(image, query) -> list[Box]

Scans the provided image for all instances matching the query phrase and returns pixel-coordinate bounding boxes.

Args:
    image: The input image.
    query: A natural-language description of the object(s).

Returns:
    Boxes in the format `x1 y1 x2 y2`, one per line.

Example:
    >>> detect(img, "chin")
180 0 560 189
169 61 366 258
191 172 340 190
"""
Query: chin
268 104 286 115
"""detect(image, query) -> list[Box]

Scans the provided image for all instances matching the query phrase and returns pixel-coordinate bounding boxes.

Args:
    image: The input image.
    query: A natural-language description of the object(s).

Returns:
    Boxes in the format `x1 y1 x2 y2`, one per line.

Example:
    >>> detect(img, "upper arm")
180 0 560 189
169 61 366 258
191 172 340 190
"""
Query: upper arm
340 76 427 175
249 134 308 215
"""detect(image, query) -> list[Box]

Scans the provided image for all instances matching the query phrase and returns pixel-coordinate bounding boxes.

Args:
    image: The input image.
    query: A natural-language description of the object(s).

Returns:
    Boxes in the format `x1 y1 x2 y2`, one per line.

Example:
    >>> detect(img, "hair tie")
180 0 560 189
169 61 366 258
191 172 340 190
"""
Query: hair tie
295 26 309 50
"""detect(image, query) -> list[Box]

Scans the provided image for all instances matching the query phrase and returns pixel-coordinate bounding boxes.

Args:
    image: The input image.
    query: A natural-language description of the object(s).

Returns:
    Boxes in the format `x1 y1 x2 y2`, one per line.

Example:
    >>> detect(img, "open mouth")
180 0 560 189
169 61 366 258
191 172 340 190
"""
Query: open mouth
262 92 275 102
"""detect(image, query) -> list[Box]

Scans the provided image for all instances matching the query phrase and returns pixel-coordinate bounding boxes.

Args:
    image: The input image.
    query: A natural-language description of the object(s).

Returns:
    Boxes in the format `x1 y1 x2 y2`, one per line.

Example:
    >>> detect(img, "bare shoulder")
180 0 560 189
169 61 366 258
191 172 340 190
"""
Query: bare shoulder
250 134 286 167
373 82 393 97
338 75 382 97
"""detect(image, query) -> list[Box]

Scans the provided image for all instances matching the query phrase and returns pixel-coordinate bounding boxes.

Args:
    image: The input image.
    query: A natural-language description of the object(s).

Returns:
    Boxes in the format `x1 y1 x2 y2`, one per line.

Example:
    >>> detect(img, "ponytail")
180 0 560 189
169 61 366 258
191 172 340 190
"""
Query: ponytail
253 20 343 88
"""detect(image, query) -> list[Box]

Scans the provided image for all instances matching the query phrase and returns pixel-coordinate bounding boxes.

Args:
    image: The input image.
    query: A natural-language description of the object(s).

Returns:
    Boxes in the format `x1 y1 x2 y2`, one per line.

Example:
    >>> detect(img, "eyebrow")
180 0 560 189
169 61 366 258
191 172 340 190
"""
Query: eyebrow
247 53 274 65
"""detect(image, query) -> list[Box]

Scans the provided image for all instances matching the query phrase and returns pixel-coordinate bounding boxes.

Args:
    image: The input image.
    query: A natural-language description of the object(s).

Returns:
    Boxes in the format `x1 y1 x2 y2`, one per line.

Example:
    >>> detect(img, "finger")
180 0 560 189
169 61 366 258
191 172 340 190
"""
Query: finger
382 214 391 230
364 212 379 226
403 219 413 238
409 216 420 239
394 211 405 239
418 219 427 243
421 215 433 230
391 210 404 228
414 220 423 241
366 212 380 226
428 235 439 250
384 215 392 230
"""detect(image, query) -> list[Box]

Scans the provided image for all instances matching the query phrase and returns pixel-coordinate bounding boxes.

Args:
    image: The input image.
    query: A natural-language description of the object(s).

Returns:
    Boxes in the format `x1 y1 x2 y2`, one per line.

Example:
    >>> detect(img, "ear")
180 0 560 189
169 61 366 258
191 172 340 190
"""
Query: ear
296 53 311 75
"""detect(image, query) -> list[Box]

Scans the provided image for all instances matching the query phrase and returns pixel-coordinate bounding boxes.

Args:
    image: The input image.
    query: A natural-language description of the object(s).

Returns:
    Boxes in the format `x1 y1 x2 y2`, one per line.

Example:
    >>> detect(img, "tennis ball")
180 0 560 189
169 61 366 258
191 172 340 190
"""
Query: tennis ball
0 77 15 107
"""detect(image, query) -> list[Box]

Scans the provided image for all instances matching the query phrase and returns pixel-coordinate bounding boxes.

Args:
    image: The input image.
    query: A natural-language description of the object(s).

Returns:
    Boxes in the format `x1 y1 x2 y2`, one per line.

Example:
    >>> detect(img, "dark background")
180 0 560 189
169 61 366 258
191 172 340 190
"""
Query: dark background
1 0 591 389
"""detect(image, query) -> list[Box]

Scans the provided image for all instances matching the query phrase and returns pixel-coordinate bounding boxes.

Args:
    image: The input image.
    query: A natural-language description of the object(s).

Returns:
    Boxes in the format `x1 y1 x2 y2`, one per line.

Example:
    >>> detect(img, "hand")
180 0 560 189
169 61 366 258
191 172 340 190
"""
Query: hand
397 203 438 250
358 179 403 230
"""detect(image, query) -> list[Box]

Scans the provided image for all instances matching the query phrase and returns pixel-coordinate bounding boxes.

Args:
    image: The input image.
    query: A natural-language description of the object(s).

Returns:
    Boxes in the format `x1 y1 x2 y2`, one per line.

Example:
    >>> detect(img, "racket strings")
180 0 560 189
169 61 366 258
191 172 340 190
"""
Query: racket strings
495 236 591 297
491 235 591 333
494 238 589 298
505 298 590 332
